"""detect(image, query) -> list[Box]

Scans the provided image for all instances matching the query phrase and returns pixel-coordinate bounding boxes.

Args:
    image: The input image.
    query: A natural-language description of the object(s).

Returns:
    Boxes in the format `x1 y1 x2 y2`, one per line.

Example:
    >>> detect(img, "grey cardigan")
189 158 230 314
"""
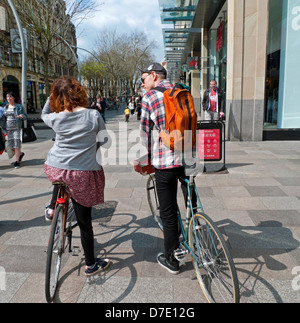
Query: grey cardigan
42 99 111 171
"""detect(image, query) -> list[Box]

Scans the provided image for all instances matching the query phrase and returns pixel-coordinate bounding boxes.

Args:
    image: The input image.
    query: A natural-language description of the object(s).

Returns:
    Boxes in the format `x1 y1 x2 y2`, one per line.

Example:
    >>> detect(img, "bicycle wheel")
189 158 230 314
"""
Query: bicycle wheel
188 213 239 303
45 204 65 303
146 175 163 231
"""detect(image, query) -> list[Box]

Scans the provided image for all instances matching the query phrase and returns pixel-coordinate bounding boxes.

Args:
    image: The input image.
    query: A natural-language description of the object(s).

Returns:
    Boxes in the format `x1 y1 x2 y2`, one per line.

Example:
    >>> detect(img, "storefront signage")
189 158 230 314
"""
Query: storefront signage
198 129 221 161
181 64 187 72
216 21 223 52
187 57 199 70
10 28 28 53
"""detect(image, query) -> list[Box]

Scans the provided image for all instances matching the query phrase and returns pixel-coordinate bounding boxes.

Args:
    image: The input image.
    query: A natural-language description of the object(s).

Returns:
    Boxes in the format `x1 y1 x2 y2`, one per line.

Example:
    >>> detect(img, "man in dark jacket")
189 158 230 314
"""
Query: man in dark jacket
202 80 225 121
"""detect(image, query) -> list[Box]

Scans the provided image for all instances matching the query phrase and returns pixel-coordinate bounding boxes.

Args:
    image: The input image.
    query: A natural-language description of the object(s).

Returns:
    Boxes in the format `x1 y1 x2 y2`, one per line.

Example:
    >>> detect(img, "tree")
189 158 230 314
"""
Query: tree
95 29 157 97
14 0 101 95
80 58 106 99
123 31 158 95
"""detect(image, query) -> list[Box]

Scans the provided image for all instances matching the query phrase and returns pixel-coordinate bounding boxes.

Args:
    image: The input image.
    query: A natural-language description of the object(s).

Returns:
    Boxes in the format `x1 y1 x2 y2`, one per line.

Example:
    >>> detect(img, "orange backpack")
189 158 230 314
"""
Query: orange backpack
156 84 197 151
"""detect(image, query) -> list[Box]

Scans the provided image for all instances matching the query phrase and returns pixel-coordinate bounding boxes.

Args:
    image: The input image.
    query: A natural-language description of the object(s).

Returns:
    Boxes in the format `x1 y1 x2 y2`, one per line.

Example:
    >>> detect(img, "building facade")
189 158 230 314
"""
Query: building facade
0 0 77 112
159 0 300 141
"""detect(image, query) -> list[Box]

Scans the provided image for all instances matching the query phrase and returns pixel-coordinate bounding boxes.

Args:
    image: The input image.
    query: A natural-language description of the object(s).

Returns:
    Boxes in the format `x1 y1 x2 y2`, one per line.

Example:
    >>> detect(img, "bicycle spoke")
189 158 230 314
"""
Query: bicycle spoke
189 213 239 303
203 260 235 302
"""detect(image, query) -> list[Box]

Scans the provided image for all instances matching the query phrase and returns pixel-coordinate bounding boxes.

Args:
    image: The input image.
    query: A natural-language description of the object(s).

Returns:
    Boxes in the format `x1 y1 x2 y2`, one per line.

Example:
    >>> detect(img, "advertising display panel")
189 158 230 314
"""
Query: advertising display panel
198 128 221 161
197 121 223 162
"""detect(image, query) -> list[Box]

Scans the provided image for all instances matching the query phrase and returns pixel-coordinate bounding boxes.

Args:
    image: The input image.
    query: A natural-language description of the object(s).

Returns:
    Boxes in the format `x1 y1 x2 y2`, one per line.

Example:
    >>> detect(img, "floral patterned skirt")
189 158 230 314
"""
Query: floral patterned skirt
44 164 105 207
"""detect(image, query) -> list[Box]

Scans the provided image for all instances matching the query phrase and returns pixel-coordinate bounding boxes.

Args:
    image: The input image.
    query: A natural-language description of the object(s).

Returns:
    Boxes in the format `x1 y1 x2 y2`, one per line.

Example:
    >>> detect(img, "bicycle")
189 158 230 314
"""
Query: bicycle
146 173 240 303
45 182 79 303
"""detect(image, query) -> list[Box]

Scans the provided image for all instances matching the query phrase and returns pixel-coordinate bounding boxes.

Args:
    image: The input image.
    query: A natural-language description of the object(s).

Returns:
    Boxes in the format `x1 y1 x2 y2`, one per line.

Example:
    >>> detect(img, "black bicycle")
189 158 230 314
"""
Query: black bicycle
45 182 78 303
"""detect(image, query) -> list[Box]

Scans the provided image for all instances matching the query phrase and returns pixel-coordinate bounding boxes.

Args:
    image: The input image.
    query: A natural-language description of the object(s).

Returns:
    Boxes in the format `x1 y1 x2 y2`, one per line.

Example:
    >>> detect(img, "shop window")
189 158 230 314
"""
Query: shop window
35 56 39 73
265 0 282 128
4 48 13 66
28 57 33 72
39 83 46 109
40 57 44 74
208 18 227 93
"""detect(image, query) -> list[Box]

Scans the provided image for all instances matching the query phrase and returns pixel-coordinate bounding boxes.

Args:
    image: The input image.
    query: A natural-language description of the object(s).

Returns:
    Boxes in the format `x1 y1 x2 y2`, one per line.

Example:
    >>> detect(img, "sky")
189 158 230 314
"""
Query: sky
76 0 166 63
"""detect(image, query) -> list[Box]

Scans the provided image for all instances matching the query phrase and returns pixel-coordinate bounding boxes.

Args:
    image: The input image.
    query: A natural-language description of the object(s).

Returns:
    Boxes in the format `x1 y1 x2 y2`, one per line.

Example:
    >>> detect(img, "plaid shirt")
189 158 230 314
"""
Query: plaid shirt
140 80 183 170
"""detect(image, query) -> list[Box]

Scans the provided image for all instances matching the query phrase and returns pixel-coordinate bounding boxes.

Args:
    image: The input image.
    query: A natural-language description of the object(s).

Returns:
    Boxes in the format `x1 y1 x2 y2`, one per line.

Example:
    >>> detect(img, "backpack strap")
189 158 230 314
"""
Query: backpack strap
154 86 167 94
154 86 177 98
169 86 177 98
154 84 186 97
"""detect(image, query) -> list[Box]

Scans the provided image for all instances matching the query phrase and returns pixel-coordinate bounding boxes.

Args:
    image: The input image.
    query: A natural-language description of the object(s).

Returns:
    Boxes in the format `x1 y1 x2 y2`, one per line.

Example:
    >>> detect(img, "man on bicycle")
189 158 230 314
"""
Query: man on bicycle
140 63 186 274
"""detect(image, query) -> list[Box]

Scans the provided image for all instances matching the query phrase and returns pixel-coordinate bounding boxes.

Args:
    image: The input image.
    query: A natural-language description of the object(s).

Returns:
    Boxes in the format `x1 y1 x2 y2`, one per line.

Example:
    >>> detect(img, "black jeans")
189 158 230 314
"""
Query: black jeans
155 167 197 259
50 186 95 267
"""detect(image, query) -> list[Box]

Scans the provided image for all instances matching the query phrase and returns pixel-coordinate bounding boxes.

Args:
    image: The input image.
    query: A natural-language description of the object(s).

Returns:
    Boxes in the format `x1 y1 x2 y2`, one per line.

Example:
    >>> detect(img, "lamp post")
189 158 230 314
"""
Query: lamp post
54 33 81 82
7 0 27 111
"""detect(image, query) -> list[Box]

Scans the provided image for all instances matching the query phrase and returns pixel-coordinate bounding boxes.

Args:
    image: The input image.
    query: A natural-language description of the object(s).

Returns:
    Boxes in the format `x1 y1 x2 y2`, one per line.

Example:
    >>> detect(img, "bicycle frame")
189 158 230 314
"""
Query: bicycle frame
50 184 77 254
148 173 240 303
56 186 69 254
176 176 215 267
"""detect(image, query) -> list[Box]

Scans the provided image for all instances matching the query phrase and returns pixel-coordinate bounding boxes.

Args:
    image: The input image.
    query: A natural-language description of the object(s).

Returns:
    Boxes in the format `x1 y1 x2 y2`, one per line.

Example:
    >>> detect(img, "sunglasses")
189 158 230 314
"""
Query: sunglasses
141 73 151 84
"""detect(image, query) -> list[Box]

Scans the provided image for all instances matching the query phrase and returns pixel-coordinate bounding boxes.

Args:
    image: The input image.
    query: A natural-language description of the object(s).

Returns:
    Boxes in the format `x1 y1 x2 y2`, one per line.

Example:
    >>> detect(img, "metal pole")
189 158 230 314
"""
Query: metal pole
7 0 27 112
55 33 81 82
75 47 108 100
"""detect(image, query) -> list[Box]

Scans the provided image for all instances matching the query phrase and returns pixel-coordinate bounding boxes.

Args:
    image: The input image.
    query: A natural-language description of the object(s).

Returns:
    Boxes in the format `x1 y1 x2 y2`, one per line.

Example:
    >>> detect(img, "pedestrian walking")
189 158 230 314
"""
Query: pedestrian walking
1 91 26 168
115 96 120 111
136 95 142 120
124 106 130 122
202 80 225 121
128 96 135 115
0 103 5 154
99 96 107 123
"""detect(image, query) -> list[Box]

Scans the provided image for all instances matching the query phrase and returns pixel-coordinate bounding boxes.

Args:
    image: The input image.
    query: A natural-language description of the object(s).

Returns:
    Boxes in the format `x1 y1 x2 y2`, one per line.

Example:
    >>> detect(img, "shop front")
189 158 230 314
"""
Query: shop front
27 80 37 113
207 4 228 96
1 73 44 113
26 76 46 113
160 0 300 141
2 75 20 101
264 0 300 139
39 82 47 109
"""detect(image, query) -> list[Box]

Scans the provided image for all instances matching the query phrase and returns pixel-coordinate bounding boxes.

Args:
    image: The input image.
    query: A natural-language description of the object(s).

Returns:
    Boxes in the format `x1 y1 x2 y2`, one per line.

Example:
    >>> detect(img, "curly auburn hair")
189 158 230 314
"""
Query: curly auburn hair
49 77 88 113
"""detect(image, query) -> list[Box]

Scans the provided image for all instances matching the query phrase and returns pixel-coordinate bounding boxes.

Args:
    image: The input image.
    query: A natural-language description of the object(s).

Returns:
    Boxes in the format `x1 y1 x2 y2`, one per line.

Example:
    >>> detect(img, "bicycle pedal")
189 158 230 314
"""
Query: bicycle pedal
71 246 81 256
174 248 189 263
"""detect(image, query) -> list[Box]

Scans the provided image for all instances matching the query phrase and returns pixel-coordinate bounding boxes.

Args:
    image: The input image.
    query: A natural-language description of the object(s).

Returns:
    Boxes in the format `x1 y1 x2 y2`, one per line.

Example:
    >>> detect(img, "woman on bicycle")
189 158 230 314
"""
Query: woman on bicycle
42 76 111 276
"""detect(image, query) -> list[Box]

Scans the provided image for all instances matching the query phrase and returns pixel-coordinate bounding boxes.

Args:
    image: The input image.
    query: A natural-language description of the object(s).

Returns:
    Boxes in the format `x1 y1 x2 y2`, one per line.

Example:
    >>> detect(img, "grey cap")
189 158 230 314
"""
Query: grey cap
141 63 167 77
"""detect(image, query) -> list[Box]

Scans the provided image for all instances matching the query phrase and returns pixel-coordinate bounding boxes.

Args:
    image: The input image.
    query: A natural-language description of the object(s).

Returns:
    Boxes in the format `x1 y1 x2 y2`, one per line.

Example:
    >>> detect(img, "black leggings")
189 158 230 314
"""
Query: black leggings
50 186 95 266
155 167 197 259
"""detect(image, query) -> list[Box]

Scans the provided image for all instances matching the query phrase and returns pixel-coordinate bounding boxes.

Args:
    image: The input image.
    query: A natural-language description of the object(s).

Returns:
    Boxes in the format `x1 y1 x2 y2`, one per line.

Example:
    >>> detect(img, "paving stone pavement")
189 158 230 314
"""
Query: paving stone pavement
0 109 300 303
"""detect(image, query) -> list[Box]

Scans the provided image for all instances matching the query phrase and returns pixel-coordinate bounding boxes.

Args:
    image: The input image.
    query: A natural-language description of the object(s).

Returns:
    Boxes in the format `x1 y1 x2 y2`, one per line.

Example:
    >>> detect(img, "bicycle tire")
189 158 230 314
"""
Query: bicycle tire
146 175 163 232
188 213 240 303
45 204 64 303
